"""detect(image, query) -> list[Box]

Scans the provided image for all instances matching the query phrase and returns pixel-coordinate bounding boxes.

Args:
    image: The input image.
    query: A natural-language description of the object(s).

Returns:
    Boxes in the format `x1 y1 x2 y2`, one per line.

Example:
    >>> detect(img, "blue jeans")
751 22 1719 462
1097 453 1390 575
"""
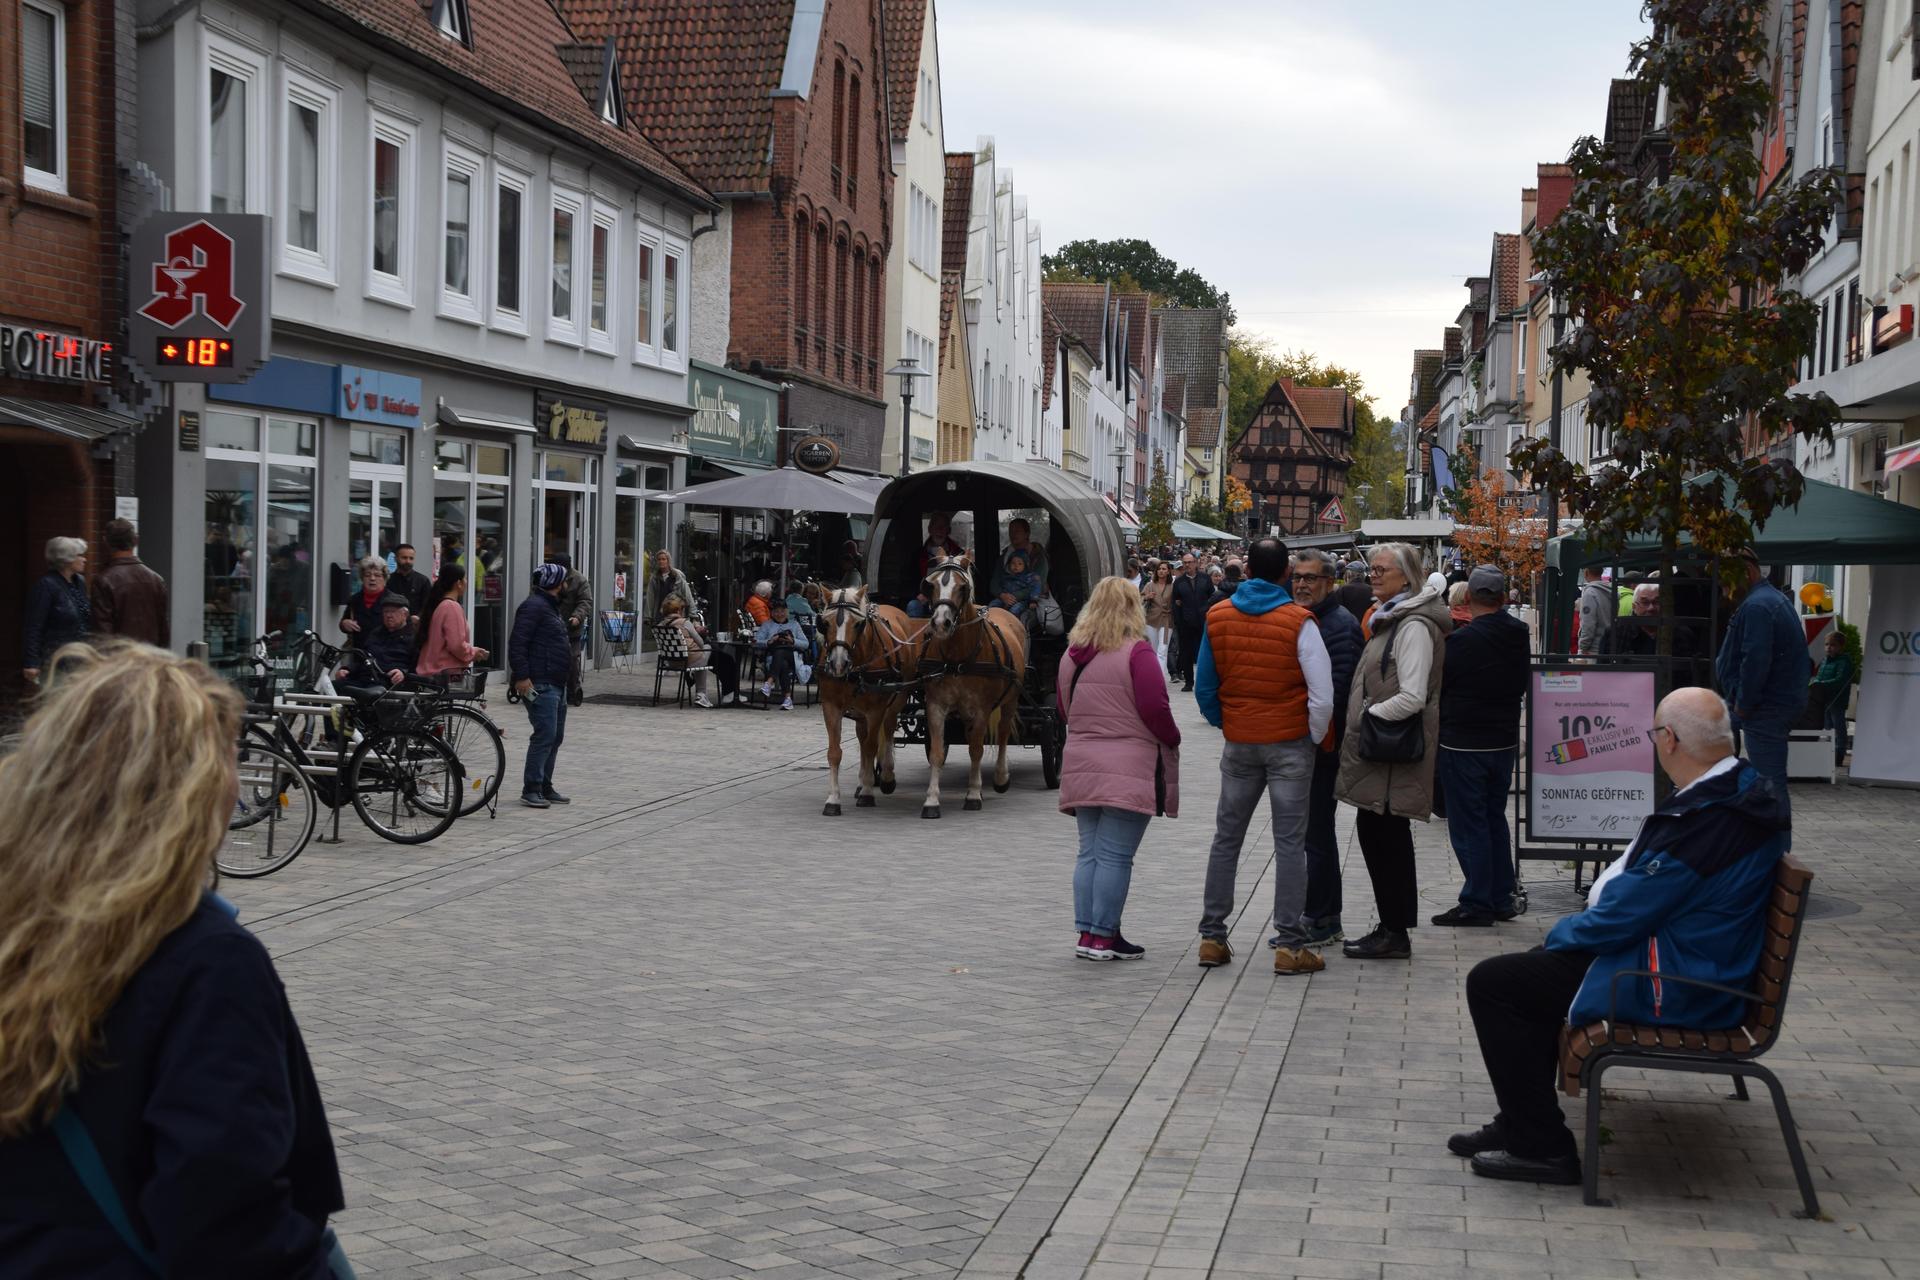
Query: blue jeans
522 683 567 794
1074 806 1151 937
1200 738 1315 947
1824 695 1849 764
1739 718 1791 817
907 598 929 618
1436 747 1517 917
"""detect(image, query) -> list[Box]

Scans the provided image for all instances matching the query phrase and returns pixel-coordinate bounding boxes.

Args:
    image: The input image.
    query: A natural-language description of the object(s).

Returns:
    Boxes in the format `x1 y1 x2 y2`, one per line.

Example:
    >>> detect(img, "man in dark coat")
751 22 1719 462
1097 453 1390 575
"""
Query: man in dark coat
1714 549 1808 806
1169 551 1211 692
511 563 574 808
550 553 594 706
1288 548 1362 945
1334 558 1374 629
389 543 432 620
91 519 171 648
1433 566 1531 926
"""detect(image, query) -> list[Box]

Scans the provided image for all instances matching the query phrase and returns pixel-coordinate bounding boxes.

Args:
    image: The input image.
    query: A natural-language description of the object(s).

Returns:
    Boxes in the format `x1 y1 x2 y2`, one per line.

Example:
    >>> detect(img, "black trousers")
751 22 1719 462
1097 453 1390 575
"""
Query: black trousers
1353 807 1418 930
1174 623 1201 682
1302 746 1343 925
1465 947 1594 1159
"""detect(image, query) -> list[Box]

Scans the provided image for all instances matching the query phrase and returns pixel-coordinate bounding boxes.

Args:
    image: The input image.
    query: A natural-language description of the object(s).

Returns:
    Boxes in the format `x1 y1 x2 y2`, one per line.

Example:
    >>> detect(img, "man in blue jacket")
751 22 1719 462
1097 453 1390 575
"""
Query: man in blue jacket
511 563 575 808
1287 548 1362 945
1451 687 1788 1185
1714 548 1808 807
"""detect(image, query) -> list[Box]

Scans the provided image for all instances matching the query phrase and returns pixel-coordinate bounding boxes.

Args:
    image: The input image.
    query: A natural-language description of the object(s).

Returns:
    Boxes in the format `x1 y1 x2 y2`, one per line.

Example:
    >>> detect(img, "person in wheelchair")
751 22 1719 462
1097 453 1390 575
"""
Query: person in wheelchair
337 592 414 687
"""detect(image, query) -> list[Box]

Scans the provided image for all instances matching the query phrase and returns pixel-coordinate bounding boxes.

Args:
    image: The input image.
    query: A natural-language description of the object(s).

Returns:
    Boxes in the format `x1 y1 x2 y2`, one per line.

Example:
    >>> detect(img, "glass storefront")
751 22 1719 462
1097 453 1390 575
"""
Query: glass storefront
348 427 408 586
203 410 319 675
433 439 512 667
613 459 671 648
535 449 597 658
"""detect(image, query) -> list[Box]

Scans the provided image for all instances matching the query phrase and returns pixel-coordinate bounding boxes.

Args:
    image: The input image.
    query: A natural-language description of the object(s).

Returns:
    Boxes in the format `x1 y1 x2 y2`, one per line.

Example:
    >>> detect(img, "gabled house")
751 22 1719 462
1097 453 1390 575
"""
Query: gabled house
951 140 1045 465
936 149 974 463
1043 280 1128 495
879 0 945 472
1230 379 1353 537
557 0 897 469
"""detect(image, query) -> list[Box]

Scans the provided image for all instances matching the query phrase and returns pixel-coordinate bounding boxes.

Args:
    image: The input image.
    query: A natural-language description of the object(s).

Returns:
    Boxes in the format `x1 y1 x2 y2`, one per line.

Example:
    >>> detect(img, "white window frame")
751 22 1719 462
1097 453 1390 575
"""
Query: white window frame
200 28 269 215
658 234 688 371
547 184 585 347
586 198 619 354
365 110 417 308
438 136 486 324
490 164 530 335
631 225 660 363
277 66 338 285
21 0 67 194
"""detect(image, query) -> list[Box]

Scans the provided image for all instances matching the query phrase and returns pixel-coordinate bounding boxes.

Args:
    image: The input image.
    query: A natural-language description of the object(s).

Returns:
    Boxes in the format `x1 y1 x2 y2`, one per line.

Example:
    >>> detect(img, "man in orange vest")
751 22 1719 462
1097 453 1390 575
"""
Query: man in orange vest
1194 537 1335 975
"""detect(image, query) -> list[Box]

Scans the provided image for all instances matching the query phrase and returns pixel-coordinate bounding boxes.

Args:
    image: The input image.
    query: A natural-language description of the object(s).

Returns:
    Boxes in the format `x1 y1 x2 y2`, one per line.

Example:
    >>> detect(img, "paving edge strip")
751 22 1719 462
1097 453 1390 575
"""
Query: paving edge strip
955 835 1294 1279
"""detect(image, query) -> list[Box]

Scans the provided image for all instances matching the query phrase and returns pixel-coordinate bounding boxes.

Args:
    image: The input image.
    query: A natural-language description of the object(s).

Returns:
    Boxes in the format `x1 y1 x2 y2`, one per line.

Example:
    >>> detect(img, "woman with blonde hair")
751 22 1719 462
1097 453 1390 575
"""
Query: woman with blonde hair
1057 576 1181 962
0 642 347 1273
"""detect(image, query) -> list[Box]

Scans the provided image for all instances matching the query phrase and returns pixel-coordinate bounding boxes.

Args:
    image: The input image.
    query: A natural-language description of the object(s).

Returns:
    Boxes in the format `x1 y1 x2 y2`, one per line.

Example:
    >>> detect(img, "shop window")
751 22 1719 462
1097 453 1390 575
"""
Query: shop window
588 200 618 354
203 410 319 678
280 69 338 283
440 137 486 323
549 186 584 345
435 440 511 668
492 166 528 334
22 0 66 194
367 110 417 307
204 32 267 214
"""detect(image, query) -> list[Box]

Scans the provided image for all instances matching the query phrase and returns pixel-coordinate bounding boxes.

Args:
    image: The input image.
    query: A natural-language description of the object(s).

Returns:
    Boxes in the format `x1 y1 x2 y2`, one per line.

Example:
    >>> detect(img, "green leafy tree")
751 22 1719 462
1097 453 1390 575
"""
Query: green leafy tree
1513 0 1840 652
1041 239 1234 323
1139 455 1177 549
1186 493 1219 528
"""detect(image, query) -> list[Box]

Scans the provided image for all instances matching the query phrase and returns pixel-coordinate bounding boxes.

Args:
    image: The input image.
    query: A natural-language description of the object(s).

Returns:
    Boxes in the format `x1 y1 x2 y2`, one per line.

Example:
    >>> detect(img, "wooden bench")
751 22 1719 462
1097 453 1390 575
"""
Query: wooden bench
1558 854 1819 1217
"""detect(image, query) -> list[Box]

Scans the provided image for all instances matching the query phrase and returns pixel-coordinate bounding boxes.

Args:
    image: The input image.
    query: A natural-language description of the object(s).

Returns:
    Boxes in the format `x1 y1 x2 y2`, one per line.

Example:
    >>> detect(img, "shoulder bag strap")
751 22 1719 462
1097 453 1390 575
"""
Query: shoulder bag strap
51 1109 162 1275
1063 660 1091 724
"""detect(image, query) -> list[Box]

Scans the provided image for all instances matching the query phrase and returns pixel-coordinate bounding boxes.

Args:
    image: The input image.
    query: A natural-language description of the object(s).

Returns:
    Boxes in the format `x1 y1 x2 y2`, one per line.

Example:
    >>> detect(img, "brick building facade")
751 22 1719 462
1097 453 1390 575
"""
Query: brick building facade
1 0 139 697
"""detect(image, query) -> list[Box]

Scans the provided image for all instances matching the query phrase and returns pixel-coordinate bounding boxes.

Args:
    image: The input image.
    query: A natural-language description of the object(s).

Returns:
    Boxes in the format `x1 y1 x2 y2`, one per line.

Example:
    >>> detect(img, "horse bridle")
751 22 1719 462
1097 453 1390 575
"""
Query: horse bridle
817 592 913 681
923 558 976 629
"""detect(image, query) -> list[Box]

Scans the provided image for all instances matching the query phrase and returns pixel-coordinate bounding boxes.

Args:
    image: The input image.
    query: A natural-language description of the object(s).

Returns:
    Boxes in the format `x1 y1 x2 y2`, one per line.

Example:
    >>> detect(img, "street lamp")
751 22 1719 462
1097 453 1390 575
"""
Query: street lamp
1111 444 1129 505
885 357 932 478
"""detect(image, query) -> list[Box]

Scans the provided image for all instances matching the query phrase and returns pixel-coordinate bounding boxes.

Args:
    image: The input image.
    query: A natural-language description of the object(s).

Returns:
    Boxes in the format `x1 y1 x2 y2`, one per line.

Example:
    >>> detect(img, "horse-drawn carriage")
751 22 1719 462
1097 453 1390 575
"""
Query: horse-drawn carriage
805 462 1128 816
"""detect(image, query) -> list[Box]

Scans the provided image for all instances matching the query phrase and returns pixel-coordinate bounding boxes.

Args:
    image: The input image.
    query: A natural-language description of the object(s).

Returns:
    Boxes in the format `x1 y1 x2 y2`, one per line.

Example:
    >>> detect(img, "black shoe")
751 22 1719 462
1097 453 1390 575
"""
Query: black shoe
1494 902 1521 922
541 788 571 804
520 792 551 809
1431 905 1494 927
1181 682 1194 692
1469 1149 1581 1186
1447 1123 1507 1157
1342 926 1411 960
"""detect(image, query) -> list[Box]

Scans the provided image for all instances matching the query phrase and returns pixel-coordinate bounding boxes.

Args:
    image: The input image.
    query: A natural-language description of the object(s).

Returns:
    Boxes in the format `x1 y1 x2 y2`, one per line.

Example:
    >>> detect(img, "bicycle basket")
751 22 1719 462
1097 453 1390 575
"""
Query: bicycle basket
600 610 636 645
443 668 490 698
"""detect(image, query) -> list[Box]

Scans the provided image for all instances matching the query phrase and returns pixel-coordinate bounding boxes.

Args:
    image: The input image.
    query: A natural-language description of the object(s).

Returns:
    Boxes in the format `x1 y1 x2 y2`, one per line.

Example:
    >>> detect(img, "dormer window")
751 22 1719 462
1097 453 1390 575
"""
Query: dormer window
596 37 625 127
599 78 620 125
430 0 470 46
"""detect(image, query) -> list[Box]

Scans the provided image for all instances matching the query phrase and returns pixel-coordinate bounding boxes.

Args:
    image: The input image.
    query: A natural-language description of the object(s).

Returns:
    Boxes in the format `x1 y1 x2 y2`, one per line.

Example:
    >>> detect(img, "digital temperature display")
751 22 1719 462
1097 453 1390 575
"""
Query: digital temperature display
156 337 235 368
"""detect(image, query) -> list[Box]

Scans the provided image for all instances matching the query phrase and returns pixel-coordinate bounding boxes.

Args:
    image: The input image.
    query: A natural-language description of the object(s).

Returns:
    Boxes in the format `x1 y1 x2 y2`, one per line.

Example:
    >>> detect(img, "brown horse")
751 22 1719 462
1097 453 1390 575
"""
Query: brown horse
915 555 1028 818
805 583 922 816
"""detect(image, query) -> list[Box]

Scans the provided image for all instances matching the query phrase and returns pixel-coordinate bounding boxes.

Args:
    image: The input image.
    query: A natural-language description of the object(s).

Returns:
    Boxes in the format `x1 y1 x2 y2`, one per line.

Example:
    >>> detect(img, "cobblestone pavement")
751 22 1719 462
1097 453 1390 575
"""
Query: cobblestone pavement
226 669 1920 1279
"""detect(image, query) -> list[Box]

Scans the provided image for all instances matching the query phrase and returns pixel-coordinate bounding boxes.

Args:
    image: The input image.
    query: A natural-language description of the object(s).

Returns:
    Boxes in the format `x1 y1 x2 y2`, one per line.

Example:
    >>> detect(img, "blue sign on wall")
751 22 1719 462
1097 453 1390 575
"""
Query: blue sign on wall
209 356 422 428
336 365 422 428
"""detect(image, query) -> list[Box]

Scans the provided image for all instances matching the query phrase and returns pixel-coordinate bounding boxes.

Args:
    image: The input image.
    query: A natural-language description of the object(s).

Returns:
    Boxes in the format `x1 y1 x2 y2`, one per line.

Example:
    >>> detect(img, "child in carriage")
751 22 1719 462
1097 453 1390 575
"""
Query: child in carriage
994 551 1042 621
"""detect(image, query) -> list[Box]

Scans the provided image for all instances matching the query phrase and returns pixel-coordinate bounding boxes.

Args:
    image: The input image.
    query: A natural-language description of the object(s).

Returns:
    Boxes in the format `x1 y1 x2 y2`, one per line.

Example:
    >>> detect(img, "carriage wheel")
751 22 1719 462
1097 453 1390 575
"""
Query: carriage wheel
1040 722 1062 789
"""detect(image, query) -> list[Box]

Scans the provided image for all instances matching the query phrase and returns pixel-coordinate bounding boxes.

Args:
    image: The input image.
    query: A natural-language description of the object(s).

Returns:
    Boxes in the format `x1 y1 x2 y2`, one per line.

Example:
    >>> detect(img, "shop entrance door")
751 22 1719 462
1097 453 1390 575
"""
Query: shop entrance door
535 450 597 664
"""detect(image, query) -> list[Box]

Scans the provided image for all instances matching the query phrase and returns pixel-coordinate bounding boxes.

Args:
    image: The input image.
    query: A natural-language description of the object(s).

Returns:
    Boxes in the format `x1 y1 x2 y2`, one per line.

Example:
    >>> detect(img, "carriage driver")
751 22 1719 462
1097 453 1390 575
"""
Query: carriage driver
906 513 965 618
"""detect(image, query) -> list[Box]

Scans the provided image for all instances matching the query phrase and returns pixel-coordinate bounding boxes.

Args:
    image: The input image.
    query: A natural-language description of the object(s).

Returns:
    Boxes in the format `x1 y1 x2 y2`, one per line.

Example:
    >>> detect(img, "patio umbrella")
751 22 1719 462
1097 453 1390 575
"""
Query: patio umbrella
655 465 877 595
1171 518 1243 542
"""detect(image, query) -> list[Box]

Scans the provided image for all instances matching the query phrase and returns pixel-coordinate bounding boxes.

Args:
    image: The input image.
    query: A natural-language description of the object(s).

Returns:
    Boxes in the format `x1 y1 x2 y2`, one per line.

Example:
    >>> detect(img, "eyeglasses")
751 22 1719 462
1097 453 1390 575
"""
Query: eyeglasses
1366 567 1393 579
1292 573 1331 584
1647 723 1678 747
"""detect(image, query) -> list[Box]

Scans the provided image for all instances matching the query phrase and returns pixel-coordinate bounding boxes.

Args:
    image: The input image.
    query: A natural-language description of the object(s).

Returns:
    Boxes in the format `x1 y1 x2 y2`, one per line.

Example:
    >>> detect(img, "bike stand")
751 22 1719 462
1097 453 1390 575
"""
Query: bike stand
483 772 500 820
316 801 346 845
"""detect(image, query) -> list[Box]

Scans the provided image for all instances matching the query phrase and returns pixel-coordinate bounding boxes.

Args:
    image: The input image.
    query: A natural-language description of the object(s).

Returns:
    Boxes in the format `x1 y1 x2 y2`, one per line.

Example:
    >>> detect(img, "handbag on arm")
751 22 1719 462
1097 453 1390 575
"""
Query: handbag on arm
1355 624 1426 764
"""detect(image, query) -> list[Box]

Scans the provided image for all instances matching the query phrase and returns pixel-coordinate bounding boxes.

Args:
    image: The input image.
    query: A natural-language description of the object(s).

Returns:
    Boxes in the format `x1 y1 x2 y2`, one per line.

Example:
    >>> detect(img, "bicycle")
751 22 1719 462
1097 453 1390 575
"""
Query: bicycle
233 632 466 847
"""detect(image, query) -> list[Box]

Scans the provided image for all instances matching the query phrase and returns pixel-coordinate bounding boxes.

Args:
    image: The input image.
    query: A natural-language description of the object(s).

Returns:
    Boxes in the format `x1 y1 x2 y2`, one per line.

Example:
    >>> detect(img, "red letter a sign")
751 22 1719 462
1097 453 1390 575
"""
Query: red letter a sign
138 220 246 329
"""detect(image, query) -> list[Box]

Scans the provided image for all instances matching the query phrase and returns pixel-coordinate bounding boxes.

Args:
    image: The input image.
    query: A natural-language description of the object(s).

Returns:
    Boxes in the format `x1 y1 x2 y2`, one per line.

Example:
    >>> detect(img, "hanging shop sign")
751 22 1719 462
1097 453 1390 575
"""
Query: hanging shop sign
1525 667 1658 842
688 361 779 466
536 389 609 447
791 435 841 474
126 213 272 384
0 325 113 383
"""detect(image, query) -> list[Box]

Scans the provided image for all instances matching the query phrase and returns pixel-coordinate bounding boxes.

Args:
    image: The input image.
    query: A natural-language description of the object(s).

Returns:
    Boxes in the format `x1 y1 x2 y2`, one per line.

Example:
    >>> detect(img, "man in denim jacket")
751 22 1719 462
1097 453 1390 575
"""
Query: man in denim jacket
1449 688 1788 1186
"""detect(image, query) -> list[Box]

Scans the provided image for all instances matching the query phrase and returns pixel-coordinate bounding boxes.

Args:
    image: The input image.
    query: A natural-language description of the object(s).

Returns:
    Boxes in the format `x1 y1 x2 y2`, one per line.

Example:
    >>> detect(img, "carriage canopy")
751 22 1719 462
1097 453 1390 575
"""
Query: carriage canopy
864 462 1129 624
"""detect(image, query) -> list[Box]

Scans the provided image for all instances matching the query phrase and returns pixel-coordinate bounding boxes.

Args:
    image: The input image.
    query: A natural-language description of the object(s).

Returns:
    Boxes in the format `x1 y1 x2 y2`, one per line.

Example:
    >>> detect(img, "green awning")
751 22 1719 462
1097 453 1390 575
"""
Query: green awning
1546 474 1920 572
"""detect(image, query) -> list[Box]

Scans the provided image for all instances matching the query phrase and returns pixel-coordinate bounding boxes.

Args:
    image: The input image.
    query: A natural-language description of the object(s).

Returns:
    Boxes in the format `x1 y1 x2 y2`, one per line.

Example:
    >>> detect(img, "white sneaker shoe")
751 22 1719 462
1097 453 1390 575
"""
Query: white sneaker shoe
780 696 794 711
693 693 714 708
759 681 773 698
720 691 736 705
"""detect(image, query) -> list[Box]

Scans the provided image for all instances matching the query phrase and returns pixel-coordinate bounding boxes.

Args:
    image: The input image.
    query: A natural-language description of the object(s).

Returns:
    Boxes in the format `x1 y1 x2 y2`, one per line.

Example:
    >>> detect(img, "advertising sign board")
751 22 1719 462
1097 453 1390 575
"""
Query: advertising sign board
1526 667 1658 843
127 213 272 384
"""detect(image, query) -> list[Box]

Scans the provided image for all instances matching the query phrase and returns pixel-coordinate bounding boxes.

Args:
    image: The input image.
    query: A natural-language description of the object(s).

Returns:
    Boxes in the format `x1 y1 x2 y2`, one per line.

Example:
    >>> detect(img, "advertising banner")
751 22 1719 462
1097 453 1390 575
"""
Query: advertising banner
1527 667 1659 842
1850 563 1920 784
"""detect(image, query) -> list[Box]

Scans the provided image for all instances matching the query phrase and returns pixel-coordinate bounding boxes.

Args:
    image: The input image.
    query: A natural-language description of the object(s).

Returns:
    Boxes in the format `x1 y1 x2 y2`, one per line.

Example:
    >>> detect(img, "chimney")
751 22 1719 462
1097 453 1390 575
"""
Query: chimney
1520 186 1539 231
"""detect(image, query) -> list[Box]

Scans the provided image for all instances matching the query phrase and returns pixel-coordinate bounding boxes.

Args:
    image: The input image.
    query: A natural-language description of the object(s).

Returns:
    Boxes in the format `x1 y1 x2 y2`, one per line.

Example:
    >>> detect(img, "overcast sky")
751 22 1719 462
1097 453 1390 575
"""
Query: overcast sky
938 0 1652 416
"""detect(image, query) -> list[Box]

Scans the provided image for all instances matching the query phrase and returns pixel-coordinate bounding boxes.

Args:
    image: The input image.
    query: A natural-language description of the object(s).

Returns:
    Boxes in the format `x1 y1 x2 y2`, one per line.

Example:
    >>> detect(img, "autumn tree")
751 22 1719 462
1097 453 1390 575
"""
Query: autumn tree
1449 446 1546 601
1041 239 1234 322
1513 0 1840 650
1139 455 1177 549
1221 475 1254 536
1227 338 1405 519
1186 492 1219 529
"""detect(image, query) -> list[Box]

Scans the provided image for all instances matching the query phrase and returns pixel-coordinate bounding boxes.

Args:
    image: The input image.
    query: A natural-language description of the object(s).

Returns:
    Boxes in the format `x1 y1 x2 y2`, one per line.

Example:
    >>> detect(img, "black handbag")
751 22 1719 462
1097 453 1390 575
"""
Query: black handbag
1356 625 1426 764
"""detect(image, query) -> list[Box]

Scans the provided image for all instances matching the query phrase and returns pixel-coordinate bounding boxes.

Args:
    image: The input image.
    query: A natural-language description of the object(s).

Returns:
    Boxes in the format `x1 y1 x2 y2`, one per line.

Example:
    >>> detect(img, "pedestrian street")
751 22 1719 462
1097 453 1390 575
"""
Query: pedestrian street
221 678 1920 1280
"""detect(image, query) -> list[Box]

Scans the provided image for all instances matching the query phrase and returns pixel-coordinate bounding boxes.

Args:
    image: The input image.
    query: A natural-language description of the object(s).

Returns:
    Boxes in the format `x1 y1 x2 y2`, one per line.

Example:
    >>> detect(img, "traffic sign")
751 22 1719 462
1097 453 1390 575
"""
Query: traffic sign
1318 497 1346 526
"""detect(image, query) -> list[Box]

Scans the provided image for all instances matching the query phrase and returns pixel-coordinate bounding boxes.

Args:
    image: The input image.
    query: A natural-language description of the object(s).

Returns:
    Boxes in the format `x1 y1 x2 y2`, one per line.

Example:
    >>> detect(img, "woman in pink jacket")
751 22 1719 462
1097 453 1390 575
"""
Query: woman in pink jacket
415 564 490 676
1058 576 1181 962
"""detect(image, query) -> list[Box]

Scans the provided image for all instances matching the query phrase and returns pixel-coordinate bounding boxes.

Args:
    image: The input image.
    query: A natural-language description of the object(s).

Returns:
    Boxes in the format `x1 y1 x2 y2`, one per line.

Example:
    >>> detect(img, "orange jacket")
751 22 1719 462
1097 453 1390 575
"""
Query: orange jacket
1204 598 1315 744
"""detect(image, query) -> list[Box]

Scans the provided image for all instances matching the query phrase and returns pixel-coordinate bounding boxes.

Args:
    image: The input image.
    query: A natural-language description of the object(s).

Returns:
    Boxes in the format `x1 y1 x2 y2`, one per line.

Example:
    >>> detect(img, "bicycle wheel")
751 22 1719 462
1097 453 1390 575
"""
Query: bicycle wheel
426 704 506 816
346 730 463 844
218 740 317 877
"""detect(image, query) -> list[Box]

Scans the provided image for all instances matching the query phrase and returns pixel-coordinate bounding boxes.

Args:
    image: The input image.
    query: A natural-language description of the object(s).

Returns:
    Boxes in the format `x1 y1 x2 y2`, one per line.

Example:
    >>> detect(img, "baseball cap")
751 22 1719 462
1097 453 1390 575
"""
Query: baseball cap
1467 565 1506 599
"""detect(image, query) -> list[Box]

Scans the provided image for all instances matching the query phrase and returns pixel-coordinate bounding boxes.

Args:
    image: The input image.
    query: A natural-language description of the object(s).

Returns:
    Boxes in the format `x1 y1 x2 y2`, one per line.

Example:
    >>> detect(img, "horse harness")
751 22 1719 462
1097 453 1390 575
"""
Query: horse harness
817 595 918 697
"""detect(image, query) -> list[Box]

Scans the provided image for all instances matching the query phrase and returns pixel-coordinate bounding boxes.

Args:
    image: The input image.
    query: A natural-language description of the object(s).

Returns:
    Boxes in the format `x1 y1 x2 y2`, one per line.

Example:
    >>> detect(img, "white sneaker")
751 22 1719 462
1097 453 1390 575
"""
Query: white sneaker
780 696 794 711
720 691 736 705
693 693 714 708
759 681 773 698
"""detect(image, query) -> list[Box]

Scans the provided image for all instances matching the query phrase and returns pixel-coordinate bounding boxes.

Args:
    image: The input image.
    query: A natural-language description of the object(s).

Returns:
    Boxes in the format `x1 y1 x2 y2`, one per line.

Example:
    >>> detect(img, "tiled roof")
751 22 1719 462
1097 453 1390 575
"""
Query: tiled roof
1040 305 1060 411
1279 379 1352 433
882 0 928 140
1491 233 1526 313
1157 308 1226 408
1116 293 1150 371
1442 326 1463 362
1043 282 1110 369
1410 349 1443 421
938 270 961 364
1418 403 1440 431
554 0 795 194
1604 78 1656 166
320 0 709 202
942 152 973 278
1186 405 1221 450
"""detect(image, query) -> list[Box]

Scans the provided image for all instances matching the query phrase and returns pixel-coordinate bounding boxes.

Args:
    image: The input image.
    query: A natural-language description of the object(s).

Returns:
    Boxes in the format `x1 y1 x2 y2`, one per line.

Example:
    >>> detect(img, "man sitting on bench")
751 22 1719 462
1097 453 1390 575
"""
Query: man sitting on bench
1453 687 1790 1185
